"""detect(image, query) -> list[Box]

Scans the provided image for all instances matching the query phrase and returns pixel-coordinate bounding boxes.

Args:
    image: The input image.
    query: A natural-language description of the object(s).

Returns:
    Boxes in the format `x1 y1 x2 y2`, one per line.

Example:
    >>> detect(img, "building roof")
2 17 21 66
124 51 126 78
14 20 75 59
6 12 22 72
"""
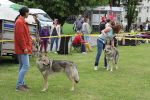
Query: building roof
88 6 124 12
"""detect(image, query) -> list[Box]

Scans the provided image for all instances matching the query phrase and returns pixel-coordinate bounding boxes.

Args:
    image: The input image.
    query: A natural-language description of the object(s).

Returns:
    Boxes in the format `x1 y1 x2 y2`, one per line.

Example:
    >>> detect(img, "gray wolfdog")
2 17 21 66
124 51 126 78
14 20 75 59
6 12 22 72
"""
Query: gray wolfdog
104 45 119 72
36 54 79 91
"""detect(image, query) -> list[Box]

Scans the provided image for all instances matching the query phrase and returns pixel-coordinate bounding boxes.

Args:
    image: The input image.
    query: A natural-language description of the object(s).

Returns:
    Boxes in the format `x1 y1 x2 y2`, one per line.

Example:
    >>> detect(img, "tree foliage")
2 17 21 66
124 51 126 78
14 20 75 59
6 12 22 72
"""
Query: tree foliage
109 0 121 6
125 0 139 31
110 0 140 31
15 0 109 25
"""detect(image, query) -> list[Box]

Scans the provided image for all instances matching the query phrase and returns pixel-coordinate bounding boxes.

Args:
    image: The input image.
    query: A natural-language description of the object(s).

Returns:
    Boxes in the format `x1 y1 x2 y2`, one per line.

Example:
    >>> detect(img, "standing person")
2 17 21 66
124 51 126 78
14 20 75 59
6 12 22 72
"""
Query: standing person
14 7 32 91
82 17 91 43
145 22 149 31
33 14 41 33
50 19 61 53
39 26 50 53
94 23 114 70
99 16 106 34
99 19 112 68
140 25 143 31
148 23 150 31
82 17 92 51
73 15 84 32
85 15 90 24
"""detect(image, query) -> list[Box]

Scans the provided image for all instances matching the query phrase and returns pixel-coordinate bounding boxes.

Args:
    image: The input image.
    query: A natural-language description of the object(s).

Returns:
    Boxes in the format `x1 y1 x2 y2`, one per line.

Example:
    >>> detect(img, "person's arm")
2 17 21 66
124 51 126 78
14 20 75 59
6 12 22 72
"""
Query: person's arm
79 35 85 44
50 25 53 36
15 21 27 51
101 27 111 34
73 21 77 31
85 23 89 34
57 25 61 37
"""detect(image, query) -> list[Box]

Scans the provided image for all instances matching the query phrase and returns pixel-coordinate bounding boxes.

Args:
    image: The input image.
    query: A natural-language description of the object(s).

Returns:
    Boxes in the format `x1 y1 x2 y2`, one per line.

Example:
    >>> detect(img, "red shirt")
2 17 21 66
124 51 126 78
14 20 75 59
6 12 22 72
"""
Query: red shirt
72 34 85 45
14 16 32 54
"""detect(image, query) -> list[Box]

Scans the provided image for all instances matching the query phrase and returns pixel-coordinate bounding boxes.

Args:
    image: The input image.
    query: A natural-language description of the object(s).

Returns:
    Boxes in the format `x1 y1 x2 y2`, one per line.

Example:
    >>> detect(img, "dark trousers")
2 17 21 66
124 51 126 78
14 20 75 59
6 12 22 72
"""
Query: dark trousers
81 43 86 53
81 36 86 53
40 40 48 52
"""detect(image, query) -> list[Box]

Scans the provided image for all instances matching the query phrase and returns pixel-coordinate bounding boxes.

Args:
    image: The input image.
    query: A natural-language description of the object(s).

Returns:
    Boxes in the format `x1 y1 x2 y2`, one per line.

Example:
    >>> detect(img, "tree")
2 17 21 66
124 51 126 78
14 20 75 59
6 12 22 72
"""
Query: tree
109 0 139 31
125 0 139 31
10 0 24 3
109 0 121 7
15 0 109 25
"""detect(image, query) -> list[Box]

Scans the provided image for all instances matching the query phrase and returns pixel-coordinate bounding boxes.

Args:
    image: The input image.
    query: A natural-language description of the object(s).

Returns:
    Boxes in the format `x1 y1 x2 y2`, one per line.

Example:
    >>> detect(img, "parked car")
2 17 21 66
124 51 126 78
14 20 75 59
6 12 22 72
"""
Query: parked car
29 8 53 27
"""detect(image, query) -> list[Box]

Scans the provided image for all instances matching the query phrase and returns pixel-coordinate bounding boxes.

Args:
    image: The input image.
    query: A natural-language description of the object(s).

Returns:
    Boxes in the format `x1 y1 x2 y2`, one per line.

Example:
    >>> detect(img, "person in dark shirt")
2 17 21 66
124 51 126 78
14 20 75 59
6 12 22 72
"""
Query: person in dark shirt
50 19 61 53
99 16 106 34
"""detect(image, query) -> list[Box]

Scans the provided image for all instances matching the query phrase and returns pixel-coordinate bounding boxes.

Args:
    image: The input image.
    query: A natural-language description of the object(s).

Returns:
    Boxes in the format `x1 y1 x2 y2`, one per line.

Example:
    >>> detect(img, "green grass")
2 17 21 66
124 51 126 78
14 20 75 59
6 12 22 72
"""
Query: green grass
62 23 75 35
0 44 150 100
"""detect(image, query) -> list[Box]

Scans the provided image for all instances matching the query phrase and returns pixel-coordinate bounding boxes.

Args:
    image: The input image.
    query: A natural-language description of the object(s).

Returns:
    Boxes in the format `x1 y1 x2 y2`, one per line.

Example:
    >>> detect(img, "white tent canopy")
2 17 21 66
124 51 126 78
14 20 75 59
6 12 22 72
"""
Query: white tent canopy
0 6 19 21
0 0 14 7
0 0 35 24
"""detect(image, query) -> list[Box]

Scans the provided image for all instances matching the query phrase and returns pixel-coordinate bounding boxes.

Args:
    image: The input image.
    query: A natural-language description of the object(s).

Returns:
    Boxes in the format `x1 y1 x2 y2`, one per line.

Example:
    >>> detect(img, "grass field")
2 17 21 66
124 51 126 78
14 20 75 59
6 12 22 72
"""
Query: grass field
0 44 150 100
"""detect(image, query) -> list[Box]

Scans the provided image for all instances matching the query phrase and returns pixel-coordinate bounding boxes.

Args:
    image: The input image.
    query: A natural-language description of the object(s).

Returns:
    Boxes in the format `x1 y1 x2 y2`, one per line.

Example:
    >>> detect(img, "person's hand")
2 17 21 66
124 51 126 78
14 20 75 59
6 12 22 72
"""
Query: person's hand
24 48 28 54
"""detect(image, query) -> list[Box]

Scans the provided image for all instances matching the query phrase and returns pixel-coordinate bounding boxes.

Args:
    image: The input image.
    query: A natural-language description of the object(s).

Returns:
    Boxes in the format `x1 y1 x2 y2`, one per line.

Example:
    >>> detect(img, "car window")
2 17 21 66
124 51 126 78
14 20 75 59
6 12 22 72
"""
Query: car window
37 14 52 22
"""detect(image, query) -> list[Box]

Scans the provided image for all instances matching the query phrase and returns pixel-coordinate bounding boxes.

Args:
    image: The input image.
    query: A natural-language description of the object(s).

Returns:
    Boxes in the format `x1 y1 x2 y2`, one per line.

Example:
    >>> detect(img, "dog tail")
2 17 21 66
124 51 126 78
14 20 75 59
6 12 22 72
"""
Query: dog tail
73 65 79 83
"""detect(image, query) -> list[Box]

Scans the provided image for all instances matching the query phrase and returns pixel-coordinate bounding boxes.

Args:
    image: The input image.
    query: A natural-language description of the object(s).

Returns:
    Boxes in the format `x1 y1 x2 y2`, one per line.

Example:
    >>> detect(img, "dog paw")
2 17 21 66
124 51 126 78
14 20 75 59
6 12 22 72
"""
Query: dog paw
70 88 75 91
116 67 118 70
41 89 47 92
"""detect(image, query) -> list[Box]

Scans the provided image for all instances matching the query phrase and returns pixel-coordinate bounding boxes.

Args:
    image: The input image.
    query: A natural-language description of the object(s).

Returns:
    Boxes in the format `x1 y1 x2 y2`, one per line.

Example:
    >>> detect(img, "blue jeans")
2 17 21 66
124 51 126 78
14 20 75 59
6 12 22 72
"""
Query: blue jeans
51 38 59 51
81 43 86 53
94 39 106 66
16 54 30 88
84 36 89 42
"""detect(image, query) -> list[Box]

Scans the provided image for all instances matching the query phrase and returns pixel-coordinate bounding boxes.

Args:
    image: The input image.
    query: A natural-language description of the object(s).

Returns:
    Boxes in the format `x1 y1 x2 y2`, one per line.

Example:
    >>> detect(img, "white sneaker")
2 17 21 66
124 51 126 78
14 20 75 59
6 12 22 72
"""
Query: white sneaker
94 66 98 70
82 52 87 54
54 52 57 54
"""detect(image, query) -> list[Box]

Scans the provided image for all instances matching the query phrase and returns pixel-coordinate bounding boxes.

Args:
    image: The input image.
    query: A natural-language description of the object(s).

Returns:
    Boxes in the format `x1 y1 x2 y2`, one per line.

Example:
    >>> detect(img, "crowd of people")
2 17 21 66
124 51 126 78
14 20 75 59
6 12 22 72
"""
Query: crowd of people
14 6 121 91
37 14 92 54
127 22 150 32
72 15 92 54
